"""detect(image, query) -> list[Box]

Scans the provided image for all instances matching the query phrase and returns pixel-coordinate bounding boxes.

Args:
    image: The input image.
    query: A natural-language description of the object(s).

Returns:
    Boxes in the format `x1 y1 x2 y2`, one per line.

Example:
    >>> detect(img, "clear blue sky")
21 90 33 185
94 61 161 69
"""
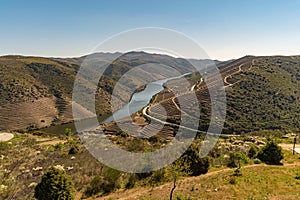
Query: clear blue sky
1 0 300 60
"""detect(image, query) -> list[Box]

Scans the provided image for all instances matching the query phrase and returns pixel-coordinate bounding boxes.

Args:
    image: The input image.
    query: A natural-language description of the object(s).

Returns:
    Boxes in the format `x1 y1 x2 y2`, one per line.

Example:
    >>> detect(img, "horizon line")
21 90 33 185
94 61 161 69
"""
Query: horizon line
0 51 299 62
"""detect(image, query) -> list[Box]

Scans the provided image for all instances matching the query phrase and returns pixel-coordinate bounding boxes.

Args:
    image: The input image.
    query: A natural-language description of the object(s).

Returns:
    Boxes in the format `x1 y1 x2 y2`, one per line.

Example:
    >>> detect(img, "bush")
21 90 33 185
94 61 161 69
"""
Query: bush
233 168 242 177
54 142 64 150
65 128 72 138
32 130 47 136
84 168 121 197
227 152 249 168
253 158 262 164
68 145 79 154
125 174 138 189
176 193 191 200
34 166 75 200
148 169 166 186
257 140 284 165
180 143 210 176
248 145 258 159
229 176 237 184
84 176 108 197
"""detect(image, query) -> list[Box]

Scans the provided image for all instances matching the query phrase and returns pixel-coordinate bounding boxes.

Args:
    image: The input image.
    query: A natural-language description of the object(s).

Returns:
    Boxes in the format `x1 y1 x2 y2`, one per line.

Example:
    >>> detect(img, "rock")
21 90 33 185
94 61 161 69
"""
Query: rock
54 165 64 171
232 140 244 145
0 184 8 191
255 140 266 145
32 166 43 171
28 182 37 187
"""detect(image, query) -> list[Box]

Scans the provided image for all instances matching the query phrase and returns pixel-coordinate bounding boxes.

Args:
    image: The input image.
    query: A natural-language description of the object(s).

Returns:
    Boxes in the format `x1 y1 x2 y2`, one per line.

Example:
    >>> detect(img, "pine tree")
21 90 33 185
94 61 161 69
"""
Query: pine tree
34 166 75 200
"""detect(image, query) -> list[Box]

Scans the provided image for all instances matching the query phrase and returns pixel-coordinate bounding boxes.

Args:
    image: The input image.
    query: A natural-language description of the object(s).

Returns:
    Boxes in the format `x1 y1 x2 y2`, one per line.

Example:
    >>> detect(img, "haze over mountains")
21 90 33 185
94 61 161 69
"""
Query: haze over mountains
1 52 300 135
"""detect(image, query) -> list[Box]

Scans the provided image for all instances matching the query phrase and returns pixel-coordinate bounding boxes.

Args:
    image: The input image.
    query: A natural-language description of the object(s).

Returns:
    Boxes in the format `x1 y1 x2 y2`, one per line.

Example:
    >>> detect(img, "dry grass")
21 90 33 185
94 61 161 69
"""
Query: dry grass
97 150 300 200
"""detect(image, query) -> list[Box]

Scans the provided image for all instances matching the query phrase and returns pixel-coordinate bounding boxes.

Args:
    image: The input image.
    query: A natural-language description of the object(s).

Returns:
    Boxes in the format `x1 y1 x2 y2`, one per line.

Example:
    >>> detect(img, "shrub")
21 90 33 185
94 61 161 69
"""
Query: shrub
34 166 75 200
176 193 185 200
85 168 121 197
32 130 47 136
233 168 242 177
227 152 249 168
125 174 138 189
176 193 191 200
248 145 258 158
148 169 166 186
54 142 64 150
65 128 72 138
84 176 107 197
253 158 262 164
229 176 237 184
102 168 121 194
180 143 210 176
126 138 145 152
68 145 79 155
257 140 284 165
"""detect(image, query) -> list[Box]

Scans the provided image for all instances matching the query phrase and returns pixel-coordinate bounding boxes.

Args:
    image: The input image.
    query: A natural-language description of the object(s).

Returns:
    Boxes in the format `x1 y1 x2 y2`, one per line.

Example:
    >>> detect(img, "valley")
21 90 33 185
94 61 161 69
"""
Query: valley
1 52 300 200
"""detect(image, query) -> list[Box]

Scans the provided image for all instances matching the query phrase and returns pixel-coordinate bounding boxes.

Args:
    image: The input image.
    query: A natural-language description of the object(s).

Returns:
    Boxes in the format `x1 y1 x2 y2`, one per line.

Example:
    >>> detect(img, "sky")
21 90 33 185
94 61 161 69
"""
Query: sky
1 0 300 60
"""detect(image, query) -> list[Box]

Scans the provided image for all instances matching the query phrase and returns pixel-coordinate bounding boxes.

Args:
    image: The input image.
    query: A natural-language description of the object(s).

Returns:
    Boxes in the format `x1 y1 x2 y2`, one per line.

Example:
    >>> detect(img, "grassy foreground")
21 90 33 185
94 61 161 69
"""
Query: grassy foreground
98 151 300 200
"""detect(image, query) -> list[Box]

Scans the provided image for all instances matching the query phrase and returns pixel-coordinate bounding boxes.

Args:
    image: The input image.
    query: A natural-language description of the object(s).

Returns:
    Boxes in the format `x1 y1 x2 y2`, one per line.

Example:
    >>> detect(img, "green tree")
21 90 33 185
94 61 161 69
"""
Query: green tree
257 140 284 165
181 142 210 176
227 152 249 168
166 140 210 200
166 161 189 200
34 166 75 200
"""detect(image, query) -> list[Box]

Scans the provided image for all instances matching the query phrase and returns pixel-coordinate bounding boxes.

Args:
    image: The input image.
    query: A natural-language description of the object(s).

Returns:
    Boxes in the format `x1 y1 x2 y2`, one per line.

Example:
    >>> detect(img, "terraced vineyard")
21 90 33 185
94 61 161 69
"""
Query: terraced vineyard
146 56 254 134
146 55 300 135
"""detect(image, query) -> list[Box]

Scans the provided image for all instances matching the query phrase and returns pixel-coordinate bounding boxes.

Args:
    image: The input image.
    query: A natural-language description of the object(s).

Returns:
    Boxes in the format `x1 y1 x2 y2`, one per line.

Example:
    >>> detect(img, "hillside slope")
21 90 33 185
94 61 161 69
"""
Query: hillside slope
0 52 210 131
0 56 77 130
2 53 300 134
144 55 300 135
224 56 300 133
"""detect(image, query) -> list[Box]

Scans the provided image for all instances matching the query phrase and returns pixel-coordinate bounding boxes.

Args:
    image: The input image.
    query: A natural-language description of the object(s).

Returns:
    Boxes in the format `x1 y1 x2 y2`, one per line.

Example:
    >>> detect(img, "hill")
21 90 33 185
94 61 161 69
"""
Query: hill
0 52 213 131
144 55 300 135
0 55 77 131
2 53 300 135
224 56 300 134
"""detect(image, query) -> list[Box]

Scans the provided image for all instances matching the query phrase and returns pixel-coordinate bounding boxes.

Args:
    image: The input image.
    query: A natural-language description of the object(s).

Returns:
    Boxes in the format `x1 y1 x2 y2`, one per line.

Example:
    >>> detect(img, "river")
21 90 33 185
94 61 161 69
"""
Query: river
42 72 190 134
103 72 190 123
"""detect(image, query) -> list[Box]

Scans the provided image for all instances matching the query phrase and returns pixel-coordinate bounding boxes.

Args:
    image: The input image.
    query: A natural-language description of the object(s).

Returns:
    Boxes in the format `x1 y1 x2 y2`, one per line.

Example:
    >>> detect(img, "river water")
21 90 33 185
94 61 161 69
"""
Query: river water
42 73 190 134
102 73 190 123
